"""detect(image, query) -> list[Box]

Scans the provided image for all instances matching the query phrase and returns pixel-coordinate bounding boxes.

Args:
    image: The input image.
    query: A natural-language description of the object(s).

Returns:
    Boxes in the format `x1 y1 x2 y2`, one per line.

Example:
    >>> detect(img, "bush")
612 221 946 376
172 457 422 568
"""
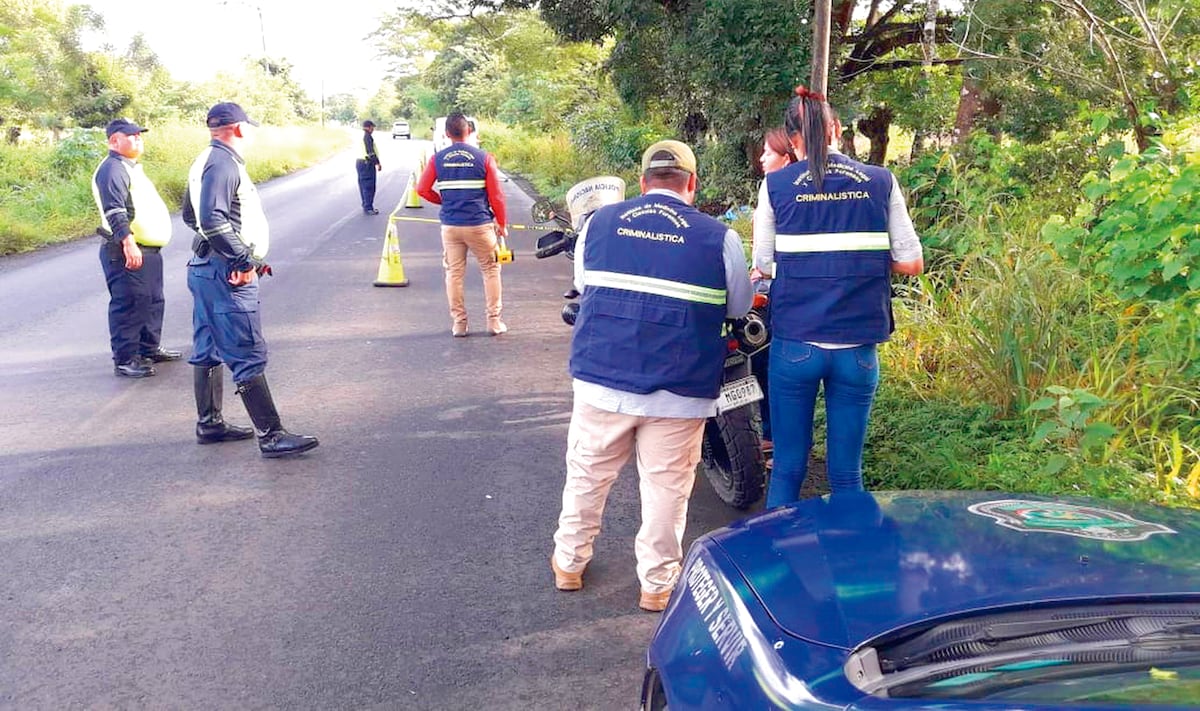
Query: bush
567 104 667 174
51 129 106 179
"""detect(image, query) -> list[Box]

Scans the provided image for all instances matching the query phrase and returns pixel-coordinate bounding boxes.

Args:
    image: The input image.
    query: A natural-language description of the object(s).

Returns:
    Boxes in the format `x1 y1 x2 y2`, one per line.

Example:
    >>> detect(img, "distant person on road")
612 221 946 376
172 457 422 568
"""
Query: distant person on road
753 87 924 506
549 140 753 612
358 119 381 215
91 117 182 379
416 112 508 337
182 102 318 458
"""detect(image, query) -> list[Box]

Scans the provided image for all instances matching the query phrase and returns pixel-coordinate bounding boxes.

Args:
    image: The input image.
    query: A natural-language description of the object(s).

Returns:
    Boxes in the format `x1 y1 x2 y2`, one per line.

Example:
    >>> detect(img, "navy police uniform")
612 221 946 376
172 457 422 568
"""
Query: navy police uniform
181 101 318 458
182 139 270 383
357 121 380 213
91 131 174 373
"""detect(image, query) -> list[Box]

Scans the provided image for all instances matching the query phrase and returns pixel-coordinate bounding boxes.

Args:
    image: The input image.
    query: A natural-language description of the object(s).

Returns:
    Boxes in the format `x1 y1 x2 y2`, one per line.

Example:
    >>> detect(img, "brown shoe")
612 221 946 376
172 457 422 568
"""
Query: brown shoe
639 588 674 612
550 554 583 591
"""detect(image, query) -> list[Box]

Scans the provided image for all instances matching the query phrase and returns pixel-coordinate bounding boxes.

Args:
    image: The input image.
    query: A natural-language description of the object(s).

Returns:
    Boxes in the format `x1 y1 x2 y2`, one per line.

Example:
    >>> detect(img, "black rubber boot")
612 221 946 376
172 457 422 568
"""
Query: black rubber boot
194 366 254 444
236 374 319 459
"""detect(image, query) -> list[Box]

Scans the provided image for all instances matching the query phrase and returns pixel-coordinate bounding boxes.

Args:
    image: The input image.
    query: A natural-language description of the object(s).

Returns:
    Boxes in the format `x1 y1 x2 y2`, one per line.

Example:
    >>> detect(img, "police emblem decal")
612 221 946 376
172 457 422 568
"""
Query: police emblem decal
968 499 1176 541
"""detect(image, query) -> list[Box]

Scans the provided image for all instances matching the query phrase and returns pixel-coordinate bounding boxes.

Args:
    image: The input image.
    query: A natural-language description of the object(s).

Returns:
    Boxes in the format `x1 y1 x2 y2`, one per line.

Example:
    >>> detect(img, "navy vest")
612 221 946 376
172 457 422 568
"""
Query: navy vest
570 193 730 399
765 154 894 343
434 143 492 226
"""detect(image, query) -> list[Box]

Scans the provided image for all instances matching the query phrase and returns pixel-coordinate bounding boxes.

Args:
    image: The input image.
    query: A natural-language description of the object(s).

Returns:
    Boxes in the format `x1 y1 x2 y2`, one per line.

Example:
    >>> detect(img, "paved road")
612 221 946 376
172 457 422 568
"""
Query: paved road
0 135 753 709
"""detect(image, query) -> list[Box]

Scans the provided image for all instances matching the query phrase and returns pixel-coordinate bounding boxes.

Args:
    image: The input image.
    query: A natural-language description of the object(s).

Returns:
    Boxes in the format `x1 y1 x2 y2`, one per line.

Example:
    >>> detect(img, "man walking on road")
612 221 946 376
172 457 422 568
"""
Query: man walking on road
549 140 753 612
357 119 381 215
182 102 318 458
92 117 182 378
416 112 508 337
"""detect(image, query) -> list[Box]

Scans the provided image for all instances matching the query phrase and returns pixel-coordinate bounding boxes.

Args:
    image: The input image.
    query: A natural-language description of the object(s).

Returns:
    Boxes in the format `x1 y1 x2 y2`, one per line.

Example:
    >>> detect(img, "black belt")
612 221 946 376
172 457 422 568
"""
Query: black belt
103 239 160 252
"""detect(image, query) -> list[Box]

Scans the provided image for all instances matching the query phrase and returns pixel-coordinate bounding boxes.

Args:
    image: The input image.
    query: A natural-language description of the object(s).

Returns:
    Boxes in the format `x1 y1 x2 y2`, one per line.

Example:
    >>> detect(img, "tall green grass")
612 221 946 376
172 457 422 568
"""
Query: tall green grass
484 124 630 205
0 124 352 256
891 152 1199 505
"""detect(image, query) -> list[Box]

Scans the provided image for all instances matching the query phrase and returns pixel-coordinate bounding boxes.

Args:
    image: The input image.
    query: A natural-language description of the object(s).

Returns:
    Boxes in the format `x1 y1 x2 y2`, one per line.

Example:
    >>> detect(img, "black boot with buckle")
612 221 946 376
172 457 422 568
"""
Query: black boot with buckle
236 374 319 458
195 366 254 444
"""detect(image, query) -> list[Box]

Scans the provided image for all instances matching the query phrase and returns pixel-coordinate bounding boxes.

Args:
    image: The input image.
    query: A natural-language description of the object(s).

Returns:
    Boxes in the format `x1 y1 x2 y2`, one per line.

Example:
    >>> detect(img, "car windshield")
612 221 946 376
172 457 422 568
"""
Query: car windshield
852 601 1200 705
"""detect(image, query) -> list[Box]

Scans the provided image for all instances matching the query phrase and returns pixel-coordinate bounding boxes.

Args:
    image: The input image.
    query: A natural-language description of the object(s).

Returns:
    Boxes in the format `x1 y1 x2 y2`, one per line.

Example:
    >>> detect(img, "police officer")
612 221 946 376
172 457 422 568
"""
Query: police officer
357 119 381 214
181 102 318 458
753 87 923 506
415 112 508 337
92 118 181 378
549 140 753 612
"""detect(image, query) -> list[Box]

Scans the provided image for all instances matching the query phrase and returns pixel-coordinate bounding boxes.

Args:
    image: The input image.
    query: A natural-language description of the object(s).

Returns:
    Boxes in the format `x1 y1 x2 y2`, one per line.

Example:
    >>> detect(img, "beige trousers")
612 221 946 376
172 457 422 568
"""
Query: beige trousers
552 399 705 594
440 223 502 331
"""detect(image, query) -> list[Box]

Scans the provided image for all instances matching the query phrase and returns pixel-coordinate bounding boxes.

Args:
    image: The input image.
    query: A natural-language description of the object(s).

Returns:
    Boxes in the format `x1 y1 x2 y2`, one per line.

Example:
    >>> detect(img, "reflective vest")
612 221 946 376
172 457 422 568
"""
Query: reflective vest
91 159 173 247
433 143 492 226
765 154 894 343
569 193 729 399
186 146 270 259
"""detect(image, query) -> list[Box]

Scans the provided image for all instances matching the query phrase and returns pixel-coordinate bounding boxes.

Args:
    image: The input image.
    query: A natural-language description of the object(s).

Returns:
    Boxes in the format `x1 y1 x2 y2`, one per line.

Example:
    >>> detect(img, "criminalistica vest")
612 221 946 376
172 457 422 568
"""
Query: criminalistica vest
570 193 729 399
765 153 894 343
433 143 492 227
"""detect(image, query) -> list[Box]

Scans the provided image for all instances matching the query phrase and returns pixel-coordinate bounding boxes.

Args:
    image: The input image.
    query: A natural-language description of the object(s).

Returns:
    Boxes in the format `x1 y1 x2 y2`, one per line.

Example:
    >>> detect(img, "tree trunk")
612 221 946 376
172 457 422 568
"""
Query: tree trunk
857 106 893 165
953 73 984 143
839 125 858 160
910 0 939 161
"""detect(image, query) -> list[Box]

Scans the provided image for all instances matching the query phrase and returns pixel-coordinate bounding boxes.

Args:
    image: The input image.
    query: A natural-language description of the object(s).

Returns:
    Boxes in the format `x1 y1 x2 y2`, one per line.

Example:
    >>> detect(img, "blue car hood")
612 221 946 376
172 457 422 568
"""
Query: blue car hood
709 491 1200 648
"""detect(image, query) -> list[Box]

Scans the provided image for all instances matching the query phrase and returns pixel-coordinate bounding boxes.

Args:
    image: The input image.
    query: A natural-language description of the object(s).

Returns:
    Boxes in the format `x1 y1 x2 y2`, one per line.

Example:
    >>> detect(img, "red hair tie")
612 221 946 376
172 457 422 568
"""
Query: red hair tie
794 85 826 102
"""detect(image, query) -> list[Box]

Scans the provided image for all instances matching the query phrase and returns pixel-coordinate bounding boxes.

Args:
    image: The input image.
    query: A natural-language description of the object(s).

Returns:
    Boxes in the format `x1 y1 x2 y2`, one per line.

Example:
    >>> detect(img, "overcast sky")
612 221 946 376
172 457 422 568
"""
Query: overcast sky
81 0 401 99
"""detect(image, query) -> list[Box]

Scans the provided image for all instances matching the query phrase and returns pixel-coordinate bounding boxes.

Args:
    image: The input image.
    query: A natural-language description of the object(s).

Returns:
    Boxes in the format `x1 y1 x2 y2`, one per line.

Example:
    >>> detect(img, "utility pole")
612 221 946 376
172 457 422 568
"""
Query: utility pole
218 0 267 55
810 0 832 95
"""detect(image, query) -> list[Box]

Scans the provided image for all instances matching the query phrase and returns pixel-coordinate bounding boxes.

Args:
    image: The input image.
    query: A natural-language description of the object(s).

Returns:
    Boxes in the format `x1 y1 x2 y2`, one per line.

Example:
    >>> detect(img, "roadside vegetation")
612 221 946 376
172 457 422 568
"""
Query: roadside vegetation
0 125 351 254
368 1 1198 506
2 0 1197 505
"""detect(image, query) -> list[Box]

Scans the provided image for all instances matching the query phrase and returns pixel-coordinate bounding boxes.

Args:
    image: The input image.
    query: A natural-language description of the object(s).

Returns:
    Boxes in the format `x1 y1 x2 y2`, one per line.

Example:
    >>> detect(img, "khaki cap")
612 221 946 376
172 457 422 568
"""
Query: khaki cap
641 140 697 176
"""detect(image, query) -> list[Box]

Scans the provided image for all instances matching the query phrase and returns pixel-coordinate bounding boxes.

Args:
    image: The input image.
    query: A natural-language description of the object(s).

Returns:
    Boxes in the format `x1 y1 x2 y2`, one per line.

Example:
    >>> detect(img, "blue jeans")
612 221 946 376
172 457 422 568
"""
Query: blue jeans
765 339 880 507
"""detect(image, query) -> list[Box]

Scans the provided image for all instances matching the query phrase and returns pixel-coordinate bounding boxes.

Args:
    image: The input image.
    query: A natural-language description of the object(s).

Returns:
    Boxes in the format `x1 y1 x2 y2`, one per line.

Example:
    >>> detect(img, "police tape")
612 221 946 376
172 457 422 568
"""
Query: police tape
386 215 559 231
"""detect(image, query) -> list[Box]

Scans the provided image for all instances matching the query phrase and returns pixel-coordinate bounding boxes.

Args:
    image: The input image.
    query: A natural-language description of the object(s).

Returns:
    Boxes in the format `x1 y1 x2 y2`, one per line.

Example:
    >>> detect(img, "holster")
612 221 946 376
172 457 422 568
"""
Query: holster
191 233 212 258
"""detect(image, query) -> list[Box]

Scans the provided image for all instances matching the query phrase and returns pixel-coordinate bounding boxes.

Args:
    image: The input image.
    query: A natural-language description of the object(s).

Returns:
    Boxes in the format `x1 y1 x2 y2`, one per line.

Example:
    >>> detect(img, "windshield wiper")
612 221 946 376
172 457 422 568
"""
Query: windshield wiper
1134 620 1200 642
891 615 1138 670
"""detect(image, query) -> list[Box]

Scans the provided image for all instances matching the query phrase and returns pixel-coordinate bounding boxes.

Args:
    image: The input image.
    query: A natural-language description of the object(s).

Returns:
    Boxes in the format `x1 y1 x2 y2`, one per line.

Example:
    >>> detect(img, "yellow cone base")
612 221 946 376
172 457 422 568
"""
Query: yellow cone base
373 222 410 287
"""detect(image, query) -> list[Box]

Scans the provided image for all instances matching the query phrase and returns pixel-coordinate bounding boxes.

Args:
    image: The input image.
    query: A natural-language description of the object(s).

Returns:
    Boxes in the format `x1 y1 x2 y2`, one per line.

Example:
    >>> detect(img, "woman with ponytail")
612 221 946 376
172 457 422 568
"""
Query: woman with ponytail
753 87 924 506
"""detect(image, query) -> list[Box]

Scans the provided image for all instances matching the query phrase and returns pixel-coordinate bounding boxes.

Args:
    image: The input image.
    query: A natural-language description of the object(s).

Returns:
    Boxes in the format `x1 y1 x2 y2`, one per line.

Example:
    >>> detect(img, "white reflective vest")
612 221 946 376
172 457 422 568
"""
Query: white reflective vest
186 146 270 260
91 160 173 247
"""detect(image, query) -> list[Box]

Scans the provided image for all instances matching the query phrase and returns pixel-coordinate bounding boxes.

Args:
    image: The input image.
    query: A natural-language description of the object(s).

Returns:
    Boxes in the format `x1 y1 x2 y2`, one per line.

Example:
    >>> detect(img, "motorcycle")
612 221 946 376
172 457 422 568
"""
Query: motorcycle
531 186 769 510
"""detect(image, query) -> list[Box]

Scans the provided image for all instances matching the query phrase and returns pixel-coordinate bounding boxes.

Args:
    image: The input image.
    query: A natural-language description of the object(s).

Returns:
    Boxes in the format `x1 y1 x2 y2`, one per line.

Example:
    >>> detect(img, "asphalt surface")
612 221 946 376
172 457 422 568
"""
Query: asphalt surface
0 135 759 709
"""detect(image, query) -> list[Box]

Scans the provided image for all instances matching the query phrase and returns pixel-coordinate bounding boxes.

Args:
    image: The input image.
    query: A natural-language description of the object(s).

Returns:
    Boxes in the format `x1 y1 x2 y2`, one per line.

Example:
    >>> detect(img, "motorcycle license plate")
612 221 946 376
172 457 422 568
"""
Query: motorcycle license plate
716 376 763 414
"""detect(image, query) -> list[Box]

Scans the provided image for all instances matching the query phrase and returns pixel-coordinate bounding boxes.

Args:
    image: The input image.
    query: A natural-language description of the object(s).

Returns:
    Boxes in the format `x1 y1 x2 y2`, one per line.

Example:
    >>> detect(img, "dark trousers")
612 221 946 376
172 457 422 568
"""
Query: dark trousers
100 240 164 364
187 259 268 384
356 160 377 211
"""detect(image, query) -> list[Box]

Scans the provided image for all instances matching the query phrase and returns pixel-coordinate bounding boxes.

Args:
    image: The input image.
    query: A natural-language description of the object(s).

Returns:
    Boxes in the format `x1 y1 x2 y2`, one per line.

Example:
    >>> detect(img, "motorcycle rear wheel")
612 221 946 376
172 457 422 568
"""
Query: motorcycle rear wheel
699 404 766 510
